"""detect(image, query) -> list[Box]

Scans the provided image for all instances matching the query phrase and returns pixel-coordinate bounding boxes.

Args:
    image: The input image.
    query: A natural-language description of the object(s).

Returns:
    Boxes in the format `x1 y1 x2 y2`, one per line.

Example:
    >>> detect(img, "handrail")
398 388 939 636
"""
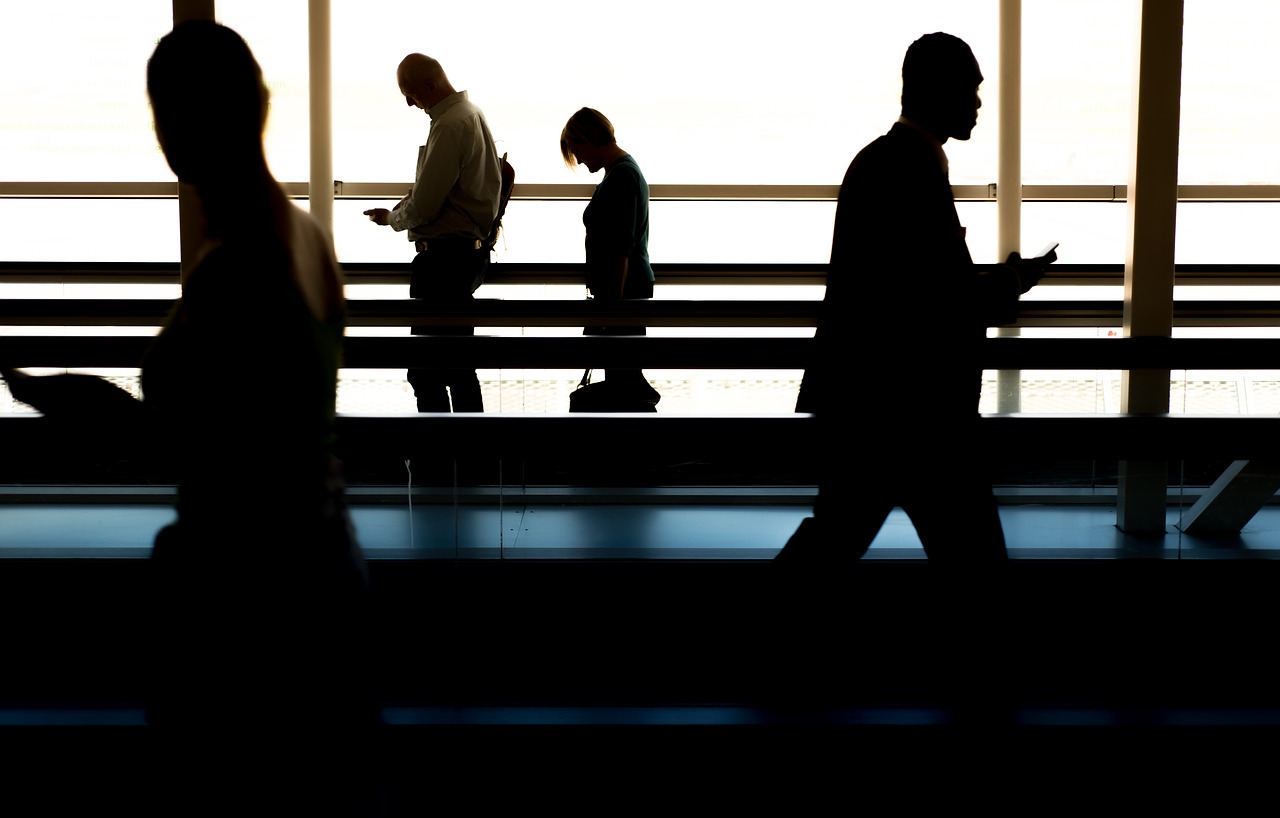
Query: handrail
3 335 1280 371
337 412 1280 461
0 299 821 328
5 181 1280 201
1 411 1278 461
7 297 1280 329
7 261 1280 288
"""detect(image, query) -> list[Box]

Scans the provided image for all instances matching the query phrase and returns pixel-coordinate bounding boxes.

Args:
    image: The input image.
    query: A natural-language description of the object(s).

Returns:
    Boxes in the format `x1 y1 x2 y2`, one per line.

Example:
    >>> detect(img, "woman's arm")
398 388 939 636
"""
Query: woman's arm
598 255 629 299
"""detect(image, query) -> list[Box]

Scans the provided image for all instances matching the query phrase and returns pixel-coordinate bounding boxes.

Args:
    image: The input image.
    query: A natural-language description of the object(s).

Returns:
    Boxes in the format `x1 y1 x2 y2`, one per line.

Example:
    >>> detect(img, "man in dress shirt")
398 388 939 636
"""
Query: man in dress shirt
365 53 502 412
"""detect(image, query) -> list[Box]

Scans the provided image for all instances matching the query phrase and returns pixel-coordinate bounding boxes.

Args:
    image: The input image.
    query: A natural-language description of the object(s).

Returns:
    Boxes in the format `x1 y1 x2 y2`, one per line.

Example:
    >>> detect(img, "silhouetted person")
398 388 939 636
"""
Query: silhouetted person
364 53 501 413
560 107 661 408
9 21 382 815
777 32 1051 564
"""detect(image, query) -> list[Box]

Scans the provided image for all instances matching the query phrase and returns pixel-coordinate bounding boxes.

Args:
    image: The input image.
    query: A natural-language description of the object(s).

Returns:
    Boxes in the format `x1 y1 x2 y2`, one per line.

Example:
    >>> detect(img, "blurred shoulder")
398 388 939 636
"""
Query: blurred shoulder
285 205 344 321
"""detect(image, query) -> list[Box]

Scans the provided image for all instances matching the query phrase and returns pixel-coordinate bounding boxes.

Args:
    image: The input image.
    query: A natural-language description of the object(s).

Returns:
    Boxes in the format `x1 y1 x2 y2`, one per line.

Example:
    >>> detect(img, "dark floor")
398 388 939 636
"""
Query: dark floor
3 494 1279 813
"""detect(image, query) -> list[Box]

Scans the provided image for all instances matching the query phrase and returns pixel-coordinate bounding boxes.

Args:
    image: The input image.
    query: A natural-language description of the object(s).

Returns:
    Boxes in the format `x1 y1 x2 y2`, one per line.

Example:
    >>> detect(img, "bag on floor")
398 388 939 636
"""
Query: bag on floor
568 369 660 413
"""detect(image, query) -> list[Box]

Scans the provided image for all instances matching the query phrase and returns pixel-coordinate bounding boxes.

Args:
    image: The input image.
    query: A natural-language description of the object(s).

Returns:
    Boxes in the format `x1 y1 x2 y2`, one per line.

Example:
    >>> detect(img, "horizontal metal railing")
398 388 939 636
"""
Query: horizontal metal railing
0 410 1277 462
6 261 1280 288
6 182 1280 201
7 296 1280 329
2 335 1280 371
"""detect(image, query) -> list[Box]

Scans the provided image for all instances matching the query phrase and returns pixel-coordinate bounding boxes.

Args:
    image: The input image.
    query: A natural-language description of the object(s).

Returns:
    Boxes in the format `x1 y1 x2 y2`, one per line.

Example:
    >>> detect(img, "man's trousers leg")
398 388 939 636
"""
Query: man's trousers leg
407 243 488 413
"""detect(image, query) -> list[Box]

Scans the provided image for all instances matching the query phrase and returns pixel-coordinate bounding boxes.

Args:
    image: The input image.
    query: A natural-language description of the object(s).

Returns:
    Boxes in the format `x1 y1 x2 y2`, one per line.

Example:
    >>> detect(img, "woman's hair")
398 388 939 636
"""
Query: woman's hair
560 107 615 168
147 20 269 179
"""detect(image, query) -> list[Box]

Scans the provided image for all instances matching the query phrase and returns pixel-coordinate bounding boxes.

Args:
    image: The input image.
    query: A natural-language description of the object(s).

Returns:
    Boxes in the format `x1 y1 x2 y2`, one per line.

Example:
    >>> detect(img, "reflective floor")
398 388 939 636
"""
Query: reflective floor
2 493 1278 560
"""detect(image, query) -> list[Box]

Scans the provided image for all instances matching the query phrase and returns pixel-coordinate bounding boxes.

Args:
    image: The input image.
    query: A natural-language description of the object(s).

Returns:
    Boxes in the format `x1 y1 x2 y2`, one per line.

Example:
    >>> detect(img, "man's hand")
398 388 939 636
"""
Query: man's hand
363 208 392 226
1005 250 1053 294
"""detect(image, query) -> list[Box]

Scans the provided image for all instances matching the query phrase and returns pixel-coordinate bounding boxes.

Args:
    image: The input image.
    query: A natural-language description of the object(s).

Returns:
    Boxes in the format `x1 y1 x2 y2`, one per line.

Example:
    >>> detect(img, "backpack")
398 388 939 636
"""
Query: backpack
485 152 515 251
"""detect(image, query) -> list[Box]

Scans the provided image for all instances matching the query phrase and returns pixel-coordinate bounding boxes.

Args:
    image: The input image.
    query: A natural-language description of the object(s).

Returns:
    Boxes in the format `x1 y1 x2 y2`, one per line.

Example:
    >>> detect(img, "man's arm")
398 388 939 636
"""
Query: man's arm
388 125 461 233
969 249 1057 327
363 191 410 226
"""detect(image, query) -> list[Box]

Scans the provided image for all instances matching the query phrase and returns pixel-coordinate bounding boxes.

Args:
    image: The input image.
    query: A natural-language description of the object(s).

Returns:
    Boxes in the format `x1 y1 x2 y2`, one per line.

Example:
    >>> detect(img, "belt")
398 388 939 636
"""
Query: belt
415 237 483 253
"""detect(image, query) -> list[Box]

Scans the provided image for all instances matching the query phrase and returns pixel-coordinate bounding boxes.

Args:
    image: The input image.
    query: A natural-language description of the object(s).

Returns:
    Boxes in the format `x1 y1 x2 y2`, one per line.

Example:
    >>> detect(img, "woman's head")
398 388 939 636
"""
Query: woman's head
147 20 269 184
560 107 616 170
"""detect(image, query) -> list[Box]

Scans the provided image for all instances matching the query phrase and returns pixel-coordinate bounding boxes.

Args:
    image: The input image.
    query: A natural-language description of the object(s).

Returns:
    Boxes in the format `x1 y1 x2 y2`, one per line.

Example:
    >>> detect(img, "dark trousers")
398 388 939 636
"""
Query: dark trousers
407 241 488 413
780 413 1008 563
583 308 651 390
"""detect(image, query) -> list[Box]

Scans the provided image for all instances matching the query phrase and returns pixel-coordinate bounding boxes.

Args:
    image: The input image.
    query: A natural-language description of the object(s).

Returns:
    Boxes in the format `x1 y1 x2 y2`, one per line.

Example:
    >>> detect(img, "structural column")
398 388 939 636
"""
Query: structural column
308 0 334 242
995 0 1023 413
1117 0 1183 534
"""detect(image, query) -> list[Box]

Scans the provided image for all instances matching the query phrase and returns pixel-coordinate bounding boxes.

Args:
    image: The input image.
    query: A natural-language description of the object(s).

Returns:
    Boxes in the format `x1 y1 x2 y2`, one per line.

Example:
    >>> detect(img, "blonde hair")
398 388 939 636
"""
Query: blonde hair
560 107 615 168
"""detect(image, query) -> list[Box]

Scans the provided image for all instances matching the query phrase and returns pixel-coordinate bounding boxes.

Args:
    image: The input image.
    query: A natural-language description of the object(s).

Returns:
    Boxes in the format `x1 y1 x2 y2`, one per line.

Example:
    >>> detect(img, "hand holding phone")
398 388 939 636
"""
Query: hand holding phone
1035 241 1059 266
1007 241 1058 293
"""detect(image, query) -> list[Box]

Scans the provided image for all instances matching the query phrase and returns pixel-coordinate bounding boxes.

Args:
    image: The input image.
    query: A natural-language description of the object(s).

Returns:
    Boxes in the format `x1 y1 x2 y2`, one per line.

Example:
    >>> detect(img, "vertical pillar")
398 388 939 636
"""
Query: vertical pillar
308 0 334 244
171 0 216 285
995 0 1023 413
1117 0 1183 533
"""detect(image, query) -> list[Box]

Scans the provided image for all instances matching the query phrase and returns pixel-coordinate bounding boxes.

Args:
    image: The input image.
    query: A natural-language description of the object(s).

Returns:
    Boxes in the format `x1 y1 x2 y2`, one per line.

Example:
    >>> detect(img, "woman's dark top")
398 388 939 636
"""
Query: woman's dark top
583 153 654 300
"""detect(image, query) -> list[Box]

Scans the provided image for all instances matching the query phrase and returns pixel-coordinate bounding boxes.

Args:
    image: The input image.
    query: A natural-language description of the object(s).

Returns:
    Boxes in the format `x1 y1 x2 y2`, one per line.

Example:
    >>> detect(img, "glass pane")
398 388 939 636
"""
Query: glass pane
1019 201 1128 266
1021 0 1137 185
0 2 173 183
215 0 311 183
330 0 999 187
1176 202 1280 264
0 199 180 263
336 199 839 264
1180 0 1280 184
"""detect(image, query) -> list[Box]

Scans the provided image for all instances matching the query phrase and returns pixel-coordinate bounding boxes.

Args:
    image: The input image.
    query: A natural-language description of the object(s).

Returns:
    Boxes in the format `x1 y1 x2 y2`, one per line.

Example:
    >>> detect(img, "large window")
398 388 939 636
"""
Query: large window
323 1 1000 187
4 1 1280 417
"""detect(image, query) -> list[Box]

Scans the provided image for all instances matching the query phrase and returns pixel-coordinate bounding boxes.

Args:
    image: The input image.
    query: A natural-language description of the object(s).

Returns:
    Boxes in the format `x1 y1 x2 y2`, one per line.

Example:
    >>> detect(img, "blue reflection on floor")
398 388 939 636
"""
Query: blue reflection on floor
2 498 1279 560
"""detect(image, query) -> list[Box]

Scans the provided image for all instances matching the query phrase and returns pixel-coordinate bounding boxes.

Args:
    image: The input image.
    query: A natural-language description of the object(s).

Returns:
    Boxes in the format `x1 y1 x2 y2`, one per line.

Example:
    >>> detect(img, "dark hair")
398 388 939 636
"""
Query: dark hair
900 32 979 112
147 20 268 174
560 107 616 168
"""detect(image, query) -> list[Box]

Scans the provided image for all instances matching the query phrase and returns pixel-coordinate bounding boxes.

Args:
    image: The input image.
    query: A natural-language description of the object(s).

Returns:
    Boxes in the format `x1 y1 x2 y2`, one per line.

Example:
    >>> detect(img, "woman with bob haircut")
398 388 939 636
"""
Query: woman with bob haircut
560 107 660 407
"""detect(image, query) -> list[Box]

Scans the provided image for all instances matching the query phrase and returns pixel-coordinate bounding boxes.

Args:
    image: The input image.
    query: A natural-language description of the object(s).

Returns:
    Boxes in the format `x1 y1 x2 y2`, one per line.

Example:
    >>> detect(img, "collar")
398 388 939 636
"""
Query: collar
896 115 949 175
428 90 468 121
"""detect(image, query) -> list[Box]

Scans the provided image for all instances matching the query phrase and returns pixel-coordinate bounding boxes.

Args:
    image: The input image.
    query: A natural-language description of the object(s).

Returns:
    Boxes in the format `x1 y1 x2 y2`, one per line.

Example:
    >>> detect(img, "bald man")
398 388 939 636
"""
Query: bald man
365 54 502 413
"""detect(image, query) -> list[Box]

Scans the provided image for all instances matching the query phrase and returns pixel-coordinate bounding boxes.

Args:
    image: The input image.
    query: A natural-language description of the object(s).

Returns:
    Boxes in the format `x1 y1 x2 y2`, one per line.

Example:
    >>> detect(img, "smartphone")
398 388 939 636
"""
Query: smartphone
1037 241 1059 263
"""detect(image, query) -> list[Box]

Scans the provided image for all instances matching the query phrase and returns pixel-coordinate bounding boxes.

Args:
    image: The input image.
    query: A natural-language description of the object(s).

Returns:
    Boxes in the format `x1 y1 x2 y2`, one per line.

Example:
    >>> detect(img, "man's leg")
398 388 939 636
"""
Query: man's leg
904 427 1008 562
776 435 895 563
905 476 1007 561
406 368 452 413
407 245 488 413
443 358 484 413
440 244 487 412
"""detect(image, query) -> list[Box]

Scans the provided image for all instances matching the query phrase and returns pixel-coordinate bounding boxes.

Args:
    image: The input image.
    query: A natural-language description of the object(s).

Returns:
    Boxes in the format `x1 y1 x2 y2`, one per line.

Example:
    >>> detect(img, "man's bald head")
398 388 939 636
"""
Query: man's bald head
397 53 455 111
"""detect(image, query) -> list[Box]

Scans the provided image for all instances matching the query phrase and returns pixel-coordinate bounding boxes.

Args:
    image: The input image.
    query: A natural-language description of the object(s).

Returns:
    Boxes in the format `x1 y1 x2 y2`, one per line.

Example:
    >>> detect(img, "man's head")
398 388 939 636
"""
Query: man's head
147 20 268 184
900 32 983 143
397 53 454 112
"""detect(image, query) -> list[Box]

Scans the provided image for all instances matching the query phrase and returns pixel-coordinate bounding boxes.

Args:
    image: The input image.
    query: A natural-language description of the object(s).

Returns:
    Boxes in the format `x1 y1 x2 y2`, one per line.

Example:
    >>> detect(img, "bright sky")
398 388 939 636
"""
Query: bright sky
2 0 1278 265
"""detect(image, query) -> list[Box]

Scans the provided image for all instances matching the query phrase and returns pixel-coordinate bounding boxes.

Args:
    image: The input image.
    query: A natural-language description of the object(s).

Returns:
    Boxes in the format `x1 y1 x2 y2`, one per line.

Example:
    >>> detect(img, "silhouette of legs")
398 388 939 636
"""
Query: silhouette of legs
406 330 484 413
777 417 1007 563
407 242 488 413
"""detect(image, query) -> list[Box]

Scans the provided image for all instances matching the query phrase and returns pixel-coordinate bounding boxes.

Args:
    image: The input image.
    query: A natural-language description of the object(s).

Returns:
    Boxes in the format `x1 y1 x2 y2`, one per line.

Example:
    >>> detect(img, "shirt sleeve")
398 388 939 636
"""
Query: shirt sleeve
389 120 462 233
